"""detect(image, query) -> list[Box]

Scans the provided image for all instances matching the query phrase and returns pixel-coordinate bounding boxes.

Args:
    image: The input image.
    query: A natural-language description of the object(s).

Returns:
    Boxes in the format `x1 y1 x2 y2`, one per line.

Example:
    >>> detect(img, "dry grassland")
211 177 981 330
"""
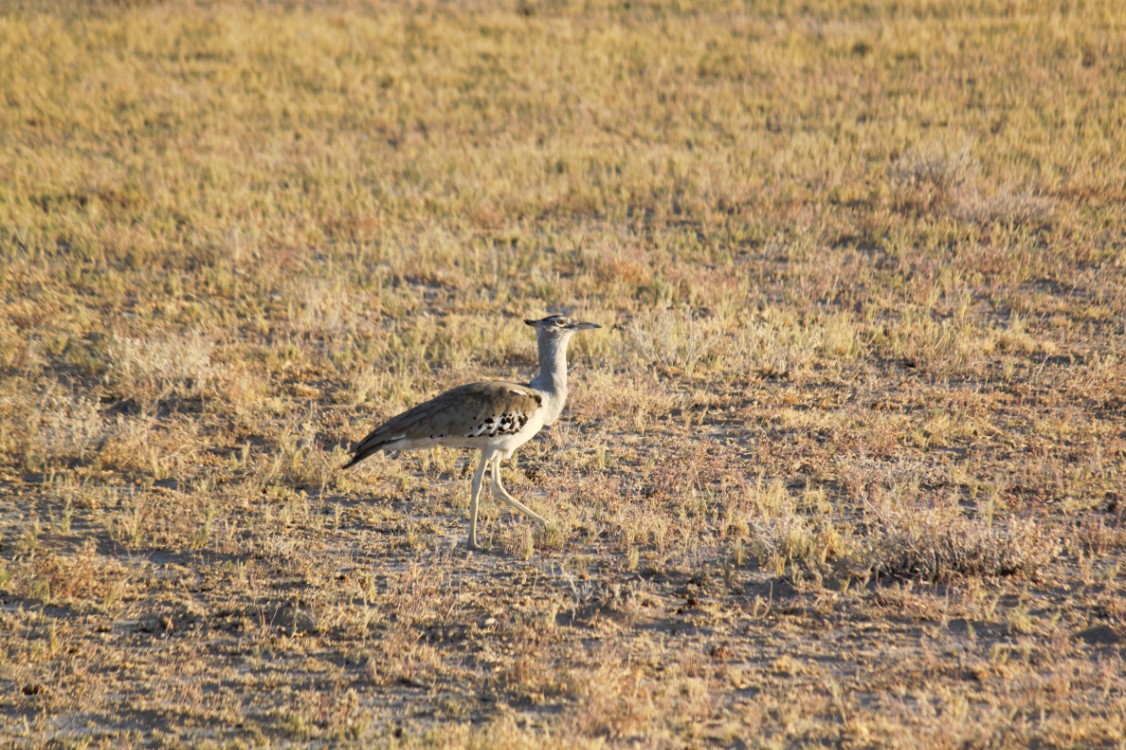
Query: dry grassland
1 0 1124 746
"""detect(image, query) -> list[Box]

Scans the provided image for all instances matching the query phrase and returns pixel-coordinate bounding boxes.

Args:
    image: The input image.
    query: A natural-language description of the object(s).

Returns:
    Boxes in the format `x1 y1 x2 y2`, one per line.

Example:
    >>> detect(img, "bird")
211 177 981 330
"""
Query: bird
344 314 601 549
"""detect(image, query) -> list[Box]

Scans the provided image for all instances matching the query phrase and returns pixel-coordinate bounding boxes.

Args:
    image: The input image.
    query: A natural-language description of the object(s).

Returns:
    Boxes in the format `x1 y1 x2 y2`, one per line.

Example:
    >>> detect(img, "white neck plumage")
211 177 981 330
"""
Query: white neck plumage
529 331 572 425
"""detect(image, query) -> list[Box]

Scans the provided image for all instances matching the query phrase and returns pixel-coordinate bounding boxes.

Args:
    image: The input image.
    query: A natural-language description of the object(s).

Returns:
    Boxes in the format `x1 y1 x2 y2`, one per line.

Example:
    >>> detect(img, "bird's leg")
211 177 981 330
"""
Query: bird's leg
468 452 490 549
490 455 547 526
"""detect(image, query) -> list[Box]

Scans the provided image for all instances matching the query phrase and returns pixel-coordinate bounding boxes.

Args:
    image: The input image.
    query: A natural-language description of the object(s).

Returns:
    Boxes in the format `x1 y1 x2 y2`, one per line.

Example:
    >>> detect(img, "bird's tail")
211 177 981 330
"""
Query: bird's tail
342 432 397 469
342 446 378 469
341 452 368 470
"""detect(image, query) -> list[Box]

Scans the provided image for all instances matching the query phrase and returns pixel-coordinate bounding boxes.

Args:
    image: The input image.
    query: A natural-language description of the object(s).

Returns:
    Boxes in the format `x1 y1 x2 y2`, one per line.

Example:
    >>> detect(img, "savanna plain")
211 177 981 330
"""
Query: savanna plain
1 0 1124 747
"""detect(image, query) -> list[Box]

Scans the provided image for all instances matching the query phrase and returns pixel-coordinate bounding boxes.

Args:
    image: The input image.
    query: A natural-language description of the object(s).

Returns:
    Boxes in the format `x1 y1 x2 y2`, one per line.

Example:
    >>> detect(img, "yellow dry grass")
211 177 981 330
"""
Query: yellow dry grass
1 0 1124 746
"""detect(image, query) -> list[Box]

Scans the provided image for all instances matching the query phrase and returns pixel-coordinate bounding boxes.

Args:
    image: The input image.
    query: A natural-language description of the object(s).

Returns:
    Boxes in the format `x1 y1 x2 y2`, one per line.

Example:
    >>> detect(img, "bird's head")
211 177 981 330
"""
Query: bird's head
524 314 601 338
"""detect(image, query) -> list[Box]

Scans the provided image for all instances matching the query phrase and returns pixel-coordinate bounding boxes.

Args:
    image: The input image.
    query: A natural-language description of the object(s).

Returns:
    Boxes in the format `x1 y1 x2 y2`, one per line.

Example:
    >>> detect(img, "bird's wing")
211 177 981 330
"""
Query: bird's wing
344 382 543 467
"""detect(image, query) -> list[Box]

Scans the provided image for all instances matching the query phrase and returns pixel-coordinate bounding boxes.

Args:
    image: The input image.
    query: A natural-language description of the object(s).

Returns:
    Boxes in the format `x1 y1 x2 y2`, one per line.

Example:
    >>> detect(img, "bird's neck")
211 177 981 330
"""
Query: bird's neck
530 334 570 425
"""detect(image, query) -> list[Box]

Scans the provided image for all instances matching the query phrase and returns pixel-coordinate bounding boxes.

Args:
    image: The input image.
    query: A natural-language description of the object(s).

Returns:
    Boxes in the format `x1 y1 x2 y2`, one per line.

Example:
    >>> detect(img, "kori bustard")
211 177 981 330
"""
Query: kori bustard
344 314 601 549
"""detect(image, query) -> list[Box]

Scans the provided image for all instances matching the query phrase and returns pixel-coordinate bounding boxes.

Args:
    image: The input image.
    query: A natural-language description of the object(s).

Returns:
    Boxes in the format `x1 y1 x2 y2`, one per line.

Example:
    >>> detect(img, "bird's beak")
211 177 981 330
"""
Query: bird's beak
524 319 538 327
567 321 601 331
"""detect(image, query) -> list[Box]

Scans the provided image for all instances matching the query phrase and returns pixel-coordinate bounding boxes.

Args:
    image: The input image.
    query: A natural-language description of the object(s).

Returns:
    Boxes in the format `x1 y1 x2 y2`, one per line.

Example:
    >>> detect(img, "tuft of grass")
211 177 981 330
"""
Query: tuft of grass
27 387 108 467
867 506 1058 583
108 329 218 413
620 306 723 378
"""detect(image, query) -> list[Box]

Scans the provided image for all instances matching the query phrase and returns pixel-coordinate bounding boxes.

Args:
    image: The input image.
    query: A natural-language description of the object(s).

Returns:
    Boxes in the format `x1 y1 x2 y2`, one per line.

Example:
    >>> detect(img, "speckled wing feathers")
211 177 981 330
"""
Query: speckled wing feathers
344 382 543 468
